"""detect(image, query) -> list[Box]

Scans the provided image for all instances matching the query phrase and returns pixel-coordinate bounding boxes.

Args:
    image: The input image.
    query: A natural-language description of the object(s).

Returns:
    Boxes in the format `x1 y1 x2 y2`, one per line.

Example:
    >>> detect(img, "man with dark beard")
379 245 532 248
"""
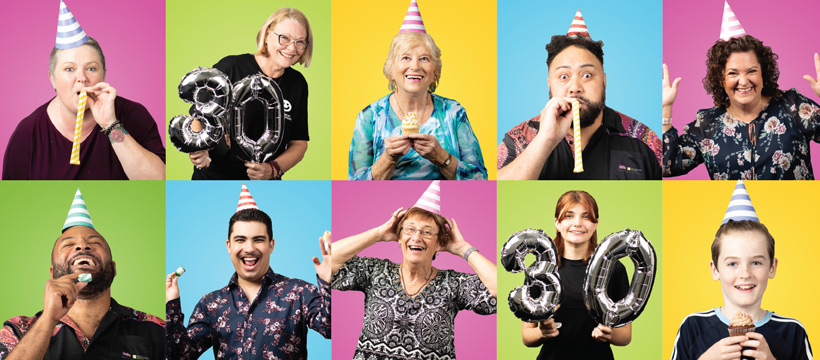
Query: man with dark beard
497 11 661 180
165 184 330 359
0 189 165 360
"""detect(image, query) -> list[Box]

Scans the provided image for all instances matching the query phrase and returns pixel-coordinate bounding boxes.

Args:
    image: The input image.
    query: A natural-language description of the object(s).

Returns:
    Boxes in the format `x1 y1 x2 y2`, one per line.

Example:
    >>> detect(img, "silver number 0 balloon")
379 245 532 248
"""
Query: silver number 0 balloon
229 74 285 163
168 67 230 152
583 229 657 328
500 229 562 322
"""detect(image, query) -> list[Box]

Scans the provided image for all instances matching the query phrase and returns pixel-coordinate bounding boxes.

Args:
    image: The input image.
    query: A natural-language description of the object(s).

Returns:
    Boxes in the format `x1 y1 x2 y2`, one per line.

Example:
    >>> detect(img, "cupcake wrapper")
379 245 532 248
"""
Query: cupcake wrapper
728 326 756 336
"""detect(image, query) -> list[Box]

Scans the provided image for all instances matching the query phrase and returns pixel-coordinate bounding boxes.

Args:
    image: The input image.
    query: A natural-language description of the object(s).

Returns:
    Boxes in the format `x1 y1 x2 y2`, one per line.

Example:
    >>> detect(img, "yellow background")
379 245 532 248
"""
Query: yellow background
663 181 818 359
330 0 497 179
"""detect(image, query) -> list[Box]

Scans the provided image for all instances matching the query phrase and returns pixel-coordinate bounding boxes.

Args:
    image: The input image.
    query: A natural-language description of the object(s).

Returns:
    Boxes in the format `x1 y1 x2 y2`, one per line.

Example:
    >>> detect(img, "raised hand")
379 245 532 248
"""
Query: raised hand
43 273 88 322
165 272 180 302
377 207 406 242
663 63 682 107
313 232 332 283
802 52 820 97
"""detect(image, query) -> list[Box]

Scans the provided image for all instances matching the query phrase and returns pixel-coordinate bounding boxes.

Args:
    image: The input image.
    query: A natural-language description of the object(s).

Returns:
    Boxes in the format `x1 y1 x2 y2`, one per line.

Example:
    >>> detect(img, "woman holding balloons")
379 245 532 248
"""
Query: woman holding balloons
521 190 632 359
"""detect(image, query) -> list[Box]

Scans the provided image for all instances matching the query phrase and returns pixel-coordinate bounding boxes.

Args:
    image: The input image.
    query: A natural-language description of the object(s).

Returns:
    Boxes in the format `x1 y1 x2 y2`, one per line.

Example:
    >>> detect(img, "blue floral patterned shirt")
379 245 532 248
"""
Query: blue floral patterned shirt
663 89 820 180
166 268 330 360
348 94 487 180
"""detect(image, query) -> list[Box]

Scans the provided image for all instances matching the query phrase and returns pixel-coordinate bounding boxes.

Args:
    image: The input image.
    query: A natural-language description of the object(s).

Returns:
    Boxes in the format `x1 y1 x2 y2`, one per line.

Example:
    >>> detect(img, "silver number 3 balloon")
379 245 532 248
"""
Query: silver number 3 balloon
583 229 657 328
169 67 230 153
500 229 562 323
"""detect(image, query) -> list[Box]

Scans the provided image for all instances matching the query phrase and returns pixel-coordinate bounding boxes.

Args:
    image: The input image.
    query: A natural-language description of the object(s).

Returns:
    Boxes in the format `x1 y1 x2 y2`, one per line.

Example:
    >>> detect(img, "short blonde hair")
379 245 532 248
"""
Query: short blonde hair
383 32 442 92
256 7 313 68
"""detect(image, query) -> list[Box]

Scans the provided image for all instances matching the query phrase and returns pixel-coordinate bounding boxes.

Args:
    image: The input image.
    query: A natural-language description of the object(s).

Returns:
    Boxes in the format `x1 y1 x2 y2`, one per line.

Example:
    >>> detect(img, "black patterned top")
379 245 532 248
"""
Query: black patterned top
332 256 496 360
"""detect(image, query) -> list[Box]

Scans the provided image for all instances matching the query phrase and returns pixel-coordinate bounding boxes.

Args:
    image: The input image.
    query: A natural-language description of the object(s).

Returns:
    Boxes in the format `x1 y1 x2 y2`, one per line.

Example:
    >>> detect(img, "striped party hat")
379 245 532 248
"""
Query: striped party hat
412 180 441 215
55 0 89 50
399 0 426 33
62 188 94 231
722 180 759 224
567 9 590 38
237 183 259 212
719 1 746 41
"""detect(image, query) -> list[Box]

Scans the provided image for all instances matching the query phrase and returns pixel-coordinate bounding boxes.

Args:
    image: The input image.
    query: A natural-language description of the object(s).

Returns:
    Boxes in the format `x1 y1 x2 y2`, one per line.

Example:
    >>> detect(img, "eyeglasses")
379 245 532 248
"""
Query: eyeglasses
271 31 309 51
401 226 438 240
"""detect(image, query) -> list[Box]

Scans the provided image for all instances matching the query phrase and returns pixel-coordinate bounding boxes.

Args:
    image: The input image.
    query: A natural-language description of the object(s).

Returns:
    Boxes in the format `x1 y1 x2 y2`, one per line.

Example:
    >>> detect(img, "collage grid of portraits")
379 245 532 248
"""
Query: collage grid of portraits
0 0 818 359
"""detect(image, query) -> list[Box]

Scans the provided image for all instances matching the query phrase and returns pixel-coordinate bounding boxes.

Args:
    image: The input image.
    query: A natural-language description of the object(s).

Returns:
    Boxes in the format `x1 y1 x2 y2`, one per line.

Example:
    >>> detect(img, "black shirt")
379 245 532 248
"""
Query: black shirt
191 54 309 180
537 258 628 360
531 107 661 179
0 298 165 360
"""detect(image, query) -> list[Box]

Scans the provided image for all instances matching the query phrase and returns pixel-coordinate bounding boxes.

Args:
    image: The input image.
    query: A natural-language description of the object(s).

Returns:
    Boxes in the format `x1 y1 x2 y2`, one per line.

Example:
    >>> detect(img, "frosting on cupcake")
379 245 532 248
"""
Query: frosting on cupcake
730 311 754 327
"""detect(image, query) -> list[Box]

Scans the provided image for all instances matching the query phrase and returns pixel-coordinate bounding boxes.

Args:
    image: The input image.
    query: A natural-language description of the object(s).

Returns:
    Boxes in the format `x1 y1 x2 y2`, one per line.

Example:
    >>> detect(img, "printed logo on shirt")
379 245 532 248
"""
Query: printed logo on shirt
122 351 149 359
284 99 292 121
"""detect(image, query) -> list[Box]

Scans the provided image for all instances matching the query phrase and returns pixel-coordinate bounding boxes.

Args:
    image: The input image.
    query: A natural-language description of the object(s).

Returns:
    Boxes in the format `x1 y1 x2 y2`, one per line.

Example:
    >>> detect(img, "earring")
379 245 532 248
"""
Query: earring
389 80 396 92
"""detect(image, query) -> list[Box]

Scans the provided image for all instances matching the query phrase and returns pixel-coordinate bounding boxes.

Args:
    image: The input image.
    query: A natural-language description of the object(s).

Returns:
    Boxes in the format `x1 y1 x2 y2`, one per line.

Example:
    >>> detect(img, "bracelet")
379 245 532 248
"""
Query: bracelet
101 120 122 136
436 153 452 169
268 160 283 180
662 117 673 125
463 247 478 261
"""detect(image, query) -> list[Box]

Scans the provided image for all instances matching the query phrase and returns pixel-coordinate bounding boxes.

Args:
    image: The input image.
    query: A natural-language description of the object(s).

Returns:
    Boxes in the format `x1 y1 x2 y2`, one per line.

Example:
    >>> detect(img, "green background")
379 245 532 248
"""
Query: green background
496 181 663 358
0 181 166 322
165 0 331 180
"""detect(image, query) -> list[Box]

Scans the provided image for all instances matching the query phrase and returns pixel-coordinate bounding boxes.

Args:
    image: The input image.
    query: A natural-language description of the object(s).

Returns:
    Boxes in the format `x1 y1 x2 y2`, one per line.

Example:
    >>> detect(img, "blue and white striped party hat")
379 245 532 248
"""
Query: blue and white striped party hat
722 180 759 224
63 188 95 231
55 0 89 50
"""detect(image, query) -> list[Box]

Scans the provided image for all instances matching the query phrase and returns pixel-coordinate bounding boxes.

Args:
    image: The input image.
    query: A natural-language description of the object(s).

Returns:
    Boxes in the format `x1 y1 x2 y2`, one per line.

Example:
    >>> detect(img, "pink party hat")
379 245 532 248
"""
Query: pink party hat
722 180 759 224
399 0 426 33
719 1 746 41
237 183 259 212
567 9 590 38
413 181 441 215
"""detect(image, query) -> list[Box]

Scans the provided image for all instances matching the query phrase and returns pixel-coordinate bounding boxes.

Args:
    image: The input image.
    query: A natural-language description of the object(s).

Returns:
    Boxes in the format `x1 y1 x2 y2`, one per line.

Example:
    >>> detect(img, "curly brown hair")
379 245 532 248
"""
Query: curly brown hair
703 35 781 108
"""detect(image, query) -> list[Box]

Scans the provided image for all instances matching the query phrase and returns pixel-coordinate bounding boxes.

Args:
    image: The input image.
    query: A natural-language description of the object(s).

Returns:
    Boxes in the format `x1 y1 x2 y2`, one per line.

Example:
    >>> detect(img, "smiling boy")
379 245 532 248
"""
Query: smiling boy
671 182 812 360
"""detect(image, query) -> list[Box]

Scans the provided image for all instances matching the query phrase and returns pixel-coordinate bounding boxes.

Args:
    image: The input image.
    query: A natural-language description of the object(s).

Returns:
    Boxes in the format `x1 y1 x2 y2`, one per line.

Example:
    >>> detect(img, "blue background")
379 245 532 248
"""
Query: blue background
496 0 663 144
165 180 331 359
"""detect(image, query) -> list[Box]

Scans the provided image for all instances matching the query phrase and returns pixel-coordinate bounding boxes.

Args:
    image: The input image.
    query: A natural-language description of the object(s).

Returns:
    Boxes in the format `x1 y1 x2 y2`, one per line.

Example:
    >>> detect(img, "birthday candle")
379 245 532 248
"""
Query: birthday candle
572 99 584 173
69 91 87 165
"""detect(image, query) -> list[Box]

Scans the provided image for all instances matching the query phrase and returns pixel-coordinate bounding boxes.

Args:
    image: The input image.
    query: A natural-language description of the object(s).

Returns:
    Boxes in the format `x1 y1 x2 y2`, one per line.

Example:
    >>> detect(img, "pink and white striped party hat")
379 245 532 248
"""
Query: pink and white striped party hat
55 0 89 50
413 181 441 215
63 188 94 231
237 183 259 212
719 1 746 41
399 0 426 33
567 9 590 38
722 180 759 224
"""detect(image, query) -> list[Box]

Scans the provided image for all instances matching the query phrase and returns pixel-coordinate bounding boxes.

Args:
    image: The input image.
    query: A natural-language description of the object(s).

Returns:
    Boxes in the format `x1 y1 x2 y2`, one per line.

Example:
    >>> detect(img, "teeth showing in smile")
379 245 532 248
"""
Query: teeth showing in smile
406 75 423 80
736 87 752 94
279 51 295 59
72 257 96 267
409 245 425 251
736 285 755 290
242 257 259 267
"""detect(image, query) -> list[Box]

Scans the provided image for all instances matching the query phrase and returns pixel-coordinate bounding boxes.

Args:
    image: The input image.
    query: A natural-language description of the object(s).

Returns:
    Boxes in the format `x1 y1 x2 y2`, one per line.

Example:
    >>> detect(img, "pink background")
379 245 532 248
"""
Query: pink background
663 0 820 179
0 0 166 171
331 180 497 359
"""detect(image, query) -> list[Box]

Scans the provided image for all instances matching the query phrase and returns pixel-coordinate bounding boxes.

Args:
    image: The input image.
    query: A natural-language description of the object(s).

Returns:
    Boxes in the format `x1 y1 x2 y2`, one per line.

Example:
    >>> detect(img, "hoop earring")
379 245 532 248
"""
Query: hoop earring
428 79 438 93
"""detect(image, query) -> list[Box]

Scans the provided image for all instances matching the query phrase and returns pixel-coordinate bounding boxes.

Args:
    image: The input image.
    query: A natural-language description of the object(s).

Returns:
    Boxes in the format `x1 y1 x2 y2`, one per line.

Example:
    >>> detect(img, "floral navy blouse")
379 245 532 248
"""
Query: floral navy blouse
166 268 330 359
663 89 820 180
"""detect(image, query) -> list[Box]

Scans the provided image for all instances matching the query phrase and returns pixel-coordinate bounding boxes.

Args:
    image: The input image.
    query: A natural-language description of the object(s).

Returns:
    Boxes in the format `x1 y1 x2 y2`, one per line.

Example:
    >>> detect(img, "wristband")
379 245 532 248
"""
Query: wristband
102 121 128 143
662 117 673 125
463 247 478 261
269 160 284 180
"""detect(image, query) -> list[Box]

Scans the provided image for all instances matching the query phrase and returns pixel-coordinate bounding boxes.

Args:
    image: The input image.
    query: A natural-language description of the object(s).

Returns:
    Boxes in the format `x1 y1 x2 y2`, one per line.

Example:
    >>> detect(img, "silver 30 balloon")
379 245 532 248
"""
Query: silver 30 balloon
169 67 285 163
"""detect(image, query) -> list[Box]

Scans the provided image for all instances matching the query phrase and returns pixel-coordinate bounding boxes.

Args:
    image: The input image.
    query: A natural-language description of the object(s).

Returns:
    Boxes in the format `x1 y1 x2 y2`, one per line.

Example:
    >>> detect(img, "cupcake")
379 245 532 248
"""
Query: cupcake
728 311 755 336
401 113 420 134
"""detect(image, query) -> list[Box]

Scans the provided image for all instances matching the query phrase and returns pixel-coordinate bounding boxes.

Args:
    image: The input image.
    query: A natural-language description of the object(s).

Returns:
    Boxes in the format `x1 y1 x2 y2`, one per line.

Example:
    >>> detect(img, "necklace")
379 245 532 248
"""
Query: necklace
399 264 434 298
394 92 430 121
